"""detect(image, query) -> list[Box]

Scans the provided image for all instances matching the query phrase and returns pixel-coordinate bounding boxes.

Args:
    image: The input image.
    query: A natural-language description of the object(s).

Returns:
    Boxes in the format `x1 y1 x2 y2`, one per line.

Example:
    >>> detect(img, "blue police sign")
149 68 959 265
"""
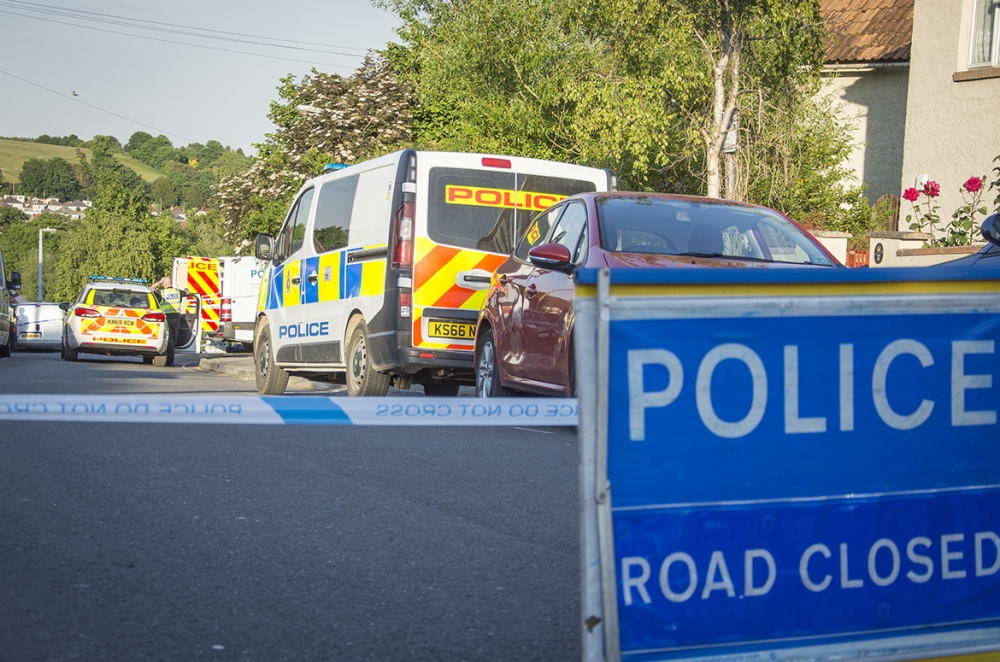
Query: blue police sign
574 265 1000 662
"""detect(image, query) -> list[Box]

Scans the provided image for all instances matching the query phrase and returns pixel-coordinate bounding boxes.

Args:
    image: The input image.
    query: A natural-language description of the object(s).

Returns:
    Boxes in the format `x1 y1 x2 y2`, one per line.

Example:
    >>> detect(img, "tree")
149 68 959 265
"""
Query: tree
151 177 179 210
217 56 412 249
0 214 68 300
0 206 28 227
18 157 81 200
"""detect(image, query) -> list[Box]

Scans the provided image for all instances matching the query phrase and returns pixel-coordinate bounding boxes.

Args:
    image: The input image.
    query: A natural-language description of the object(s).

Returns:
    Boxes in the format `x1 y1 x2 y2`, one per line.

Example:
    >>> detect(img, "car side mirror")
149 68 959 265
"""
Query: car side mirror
255 234 275 262
9 271 21 291
982 214 1000 247
58 301 71 311
528 243 573 270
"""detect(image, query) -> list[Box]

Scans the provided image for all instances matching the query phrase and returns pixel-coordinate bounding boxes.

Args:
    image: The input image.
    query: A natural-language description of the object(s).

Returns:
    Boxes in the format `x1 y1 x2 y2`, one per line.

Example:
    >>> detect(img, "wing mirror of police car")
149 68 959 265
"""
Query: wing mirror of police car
255 234 275 262
58 301 71 311
528 243 574 270
9 271 21 291
982 213 1000 247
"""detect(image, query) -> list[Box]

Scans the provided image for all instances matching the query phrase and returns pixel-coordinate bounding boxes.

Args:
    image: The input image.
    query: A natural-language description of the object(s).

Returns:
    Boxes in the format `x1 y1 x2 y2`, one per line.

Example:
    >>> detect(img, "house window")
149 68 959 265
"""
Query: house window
971 0 999 66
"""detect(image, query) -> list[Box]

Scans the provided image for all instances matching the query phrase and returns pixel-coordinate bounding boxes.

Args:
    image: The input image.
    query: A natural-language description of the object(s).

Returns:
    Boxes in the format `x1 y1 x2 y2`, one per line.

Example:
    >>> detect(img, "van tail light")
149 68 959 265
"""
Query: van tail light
220 298 233 322
482 157 511 169
142 311 166 323
399 292 411 319
75 306 101 318
392 201 415 269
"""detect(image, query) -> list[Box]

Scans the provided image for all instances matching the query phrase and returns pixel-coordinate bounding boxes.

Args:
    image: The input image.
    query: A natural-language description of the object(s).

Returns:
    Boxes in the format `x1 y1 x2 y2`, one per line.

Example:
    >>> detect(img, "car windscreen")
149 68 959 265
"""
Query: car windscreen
427 168 598 255
89 289 154 308
596 196 834 266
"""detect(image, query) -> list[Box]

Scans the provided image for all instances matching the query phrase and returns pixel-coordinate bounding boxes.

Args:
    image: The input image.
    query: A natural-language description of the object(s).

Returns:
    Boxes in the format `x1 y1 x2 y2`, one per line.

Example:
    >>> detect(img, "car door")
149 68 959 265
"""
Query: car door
520 200 588 390
269 187 314 363
498 204 565 381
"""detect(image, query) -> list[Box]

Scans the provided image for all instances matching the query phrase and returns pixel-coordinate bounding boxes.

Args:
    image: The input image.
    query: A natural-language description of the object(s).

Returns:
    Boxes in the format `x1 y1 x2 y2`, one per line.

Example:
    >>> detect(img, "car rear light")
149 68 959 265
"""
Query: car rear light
141 311 166 323
74 306 100 318
419 353 434 359
220 298 232 323
482 157 511 169
392 201 415 269
399 292 411 319
407 154 417 182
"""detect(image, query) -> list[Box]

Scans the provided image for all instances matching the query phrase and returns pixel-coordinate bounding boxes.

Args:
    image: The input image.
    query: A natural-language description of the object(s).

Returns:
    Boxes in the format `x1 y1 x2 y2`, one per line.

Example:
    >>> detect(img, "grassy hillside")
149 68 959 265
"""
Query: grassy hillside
0 138 164 188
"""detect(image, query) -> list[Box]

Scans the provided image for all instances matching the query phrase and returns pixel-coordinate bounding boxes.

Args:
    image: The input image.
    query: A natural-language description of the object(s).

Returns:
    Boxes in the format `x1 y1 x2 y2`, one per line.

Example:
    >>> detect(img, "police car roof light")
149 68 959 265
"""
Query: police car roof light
482 157 511 169
87 275 149 284
323 163 349 172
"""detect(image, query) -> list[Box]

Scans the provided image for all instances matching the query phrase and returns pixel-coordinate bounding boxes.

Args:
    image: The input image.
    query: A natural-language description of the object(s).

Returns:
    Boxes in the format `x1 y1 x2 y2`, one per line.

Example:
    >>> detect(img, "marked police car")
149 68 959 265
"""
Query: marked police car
254 150 616 396
62 276 172 366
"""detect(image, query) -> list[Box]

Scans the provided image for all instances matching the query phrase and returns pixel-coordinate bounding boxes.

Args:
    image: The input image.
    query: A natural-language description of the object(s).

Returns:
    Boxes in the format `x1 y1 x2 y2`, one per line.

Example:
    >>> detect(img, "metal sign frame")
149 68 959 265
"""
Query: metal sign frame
576 264 1000 662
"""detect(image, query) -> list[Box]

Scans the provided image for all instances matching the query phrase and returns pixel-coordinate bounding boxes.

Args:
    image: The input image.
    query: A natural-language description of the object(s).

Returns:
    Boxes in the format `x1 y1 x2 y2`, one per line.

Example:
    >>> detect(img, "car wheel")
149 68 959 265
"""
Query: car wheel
423 382 460 396
152 354 168 367
61 335 78 362
255 318 289 395
476 327 512 397
345 316 390 397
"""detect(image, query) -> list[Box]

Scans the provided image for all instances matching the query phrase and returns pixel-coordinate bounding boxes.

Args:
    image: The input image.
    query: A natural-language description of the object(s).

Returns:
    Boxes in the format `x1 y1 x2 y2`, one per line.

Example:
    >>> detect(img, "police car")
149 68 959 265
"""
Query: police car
61 276 172 366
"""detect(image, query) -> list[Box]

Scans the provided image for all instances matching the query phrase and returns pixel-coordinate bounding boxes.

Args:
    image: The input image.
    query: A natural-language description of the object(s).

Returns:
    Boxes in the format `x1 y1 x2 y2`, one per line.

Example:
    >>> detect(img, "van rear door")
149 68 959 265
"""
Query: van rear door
411 156 608 353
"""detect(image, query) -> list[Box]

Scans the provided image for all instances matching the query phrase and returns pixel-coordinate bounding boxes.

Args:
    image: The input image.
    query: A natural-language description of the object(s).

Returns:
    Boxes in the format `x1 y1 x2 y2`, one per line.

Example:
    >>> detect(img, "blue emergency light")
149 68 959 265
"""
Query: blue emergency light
322 163 349 172
87 275 149 284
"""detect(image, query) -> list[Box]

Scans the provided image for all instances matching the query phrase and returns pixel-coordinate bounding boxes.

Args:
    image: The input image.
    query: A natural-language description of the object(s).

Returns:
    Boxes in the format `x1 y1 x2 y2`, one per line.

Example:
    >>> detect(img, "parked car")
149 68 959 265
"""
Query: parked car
938 213 1000 267
14 302 65 350
474 192 841 397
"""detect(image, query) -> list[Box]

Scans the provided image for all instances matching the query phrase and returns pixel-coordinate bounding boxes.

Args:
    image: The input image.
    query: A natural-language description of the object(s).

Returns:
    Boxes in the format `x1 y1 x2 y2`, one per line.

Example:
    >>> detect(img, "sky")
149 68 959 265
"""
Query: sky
0 0 402 154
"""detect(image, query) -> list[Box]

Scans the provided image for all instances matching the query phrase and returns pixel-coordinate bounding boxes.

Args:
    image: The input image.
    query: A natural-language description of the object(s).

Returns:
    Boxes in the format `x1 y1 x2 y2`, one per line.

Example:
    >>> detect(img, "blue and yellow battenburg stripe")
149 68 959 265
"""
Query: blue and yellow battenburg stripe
263 245 387 311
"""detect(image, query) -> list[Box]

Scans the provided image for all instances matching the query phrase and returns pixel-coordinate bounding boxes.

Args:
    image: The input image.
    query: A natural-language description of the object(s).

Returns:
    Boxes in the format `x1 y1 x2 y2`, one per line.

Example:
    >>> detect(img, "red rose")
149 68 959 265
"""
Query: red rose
902 187 920 202
922 180 941 197
964 176 983 193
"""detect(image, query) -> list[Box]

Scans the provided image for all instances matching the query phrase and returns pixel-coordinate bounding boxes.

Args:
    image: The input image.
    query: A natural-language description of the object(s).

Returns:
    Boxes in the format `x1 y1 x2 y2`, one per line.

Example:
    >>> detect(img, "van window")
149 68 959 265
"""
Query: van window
275 188 314 263
428 168 597 255
314 175 357 253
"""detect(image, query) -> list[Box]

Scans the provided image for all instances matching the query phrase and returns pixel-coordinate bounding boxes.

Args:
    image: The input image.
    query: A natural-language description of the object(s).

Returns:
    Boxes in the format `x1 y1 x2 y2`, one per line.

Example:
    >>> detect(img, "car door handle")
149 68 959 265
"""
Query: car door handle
525 284 537 298
307 271 319 284
291 276 302 285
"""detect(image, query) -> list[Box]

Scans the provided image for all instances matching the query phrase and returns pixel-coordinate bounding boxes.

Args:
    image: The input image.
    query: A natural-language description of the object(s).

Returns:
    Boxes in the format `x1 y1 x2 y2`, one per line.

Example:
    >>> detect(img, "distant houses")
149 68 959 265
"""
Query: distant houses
0 195 93 220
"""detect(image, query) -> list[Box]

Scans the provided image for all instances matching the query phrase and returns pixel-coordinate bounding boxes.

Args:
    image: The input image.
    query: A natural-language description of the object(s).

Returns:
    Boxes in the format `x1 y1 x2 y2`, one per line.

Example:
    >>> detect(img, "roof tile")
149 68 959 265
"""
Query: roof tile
821 0 913 63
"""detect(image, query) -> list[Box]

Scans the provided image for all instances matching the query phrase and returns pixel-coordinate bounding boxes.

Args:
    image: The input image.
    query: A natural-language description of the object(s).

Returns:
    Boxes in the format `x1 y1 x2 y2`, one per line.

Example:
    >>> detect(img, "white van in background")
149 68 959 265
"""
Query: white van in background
219 256 265 349
254 149 616 396
15 303 64 350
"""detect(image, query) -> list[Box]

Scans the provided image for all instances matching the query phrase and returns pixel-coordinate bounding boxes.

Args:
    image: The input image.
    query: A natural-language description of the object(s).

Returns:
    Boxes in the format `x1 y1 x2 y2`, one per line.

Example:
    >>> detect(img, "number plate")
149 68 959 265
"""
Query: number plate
105 318 136 327
21 332 41 339
427 319 476 340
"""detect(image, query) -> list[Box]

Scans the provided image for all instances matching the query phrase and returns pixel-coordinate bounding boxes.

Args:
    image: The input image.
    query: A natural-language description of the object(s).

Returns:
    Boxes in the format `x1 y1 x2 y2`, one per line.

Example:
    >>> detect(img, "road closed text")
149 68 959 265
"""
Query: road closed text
627 339 995 441
621 530 1000 606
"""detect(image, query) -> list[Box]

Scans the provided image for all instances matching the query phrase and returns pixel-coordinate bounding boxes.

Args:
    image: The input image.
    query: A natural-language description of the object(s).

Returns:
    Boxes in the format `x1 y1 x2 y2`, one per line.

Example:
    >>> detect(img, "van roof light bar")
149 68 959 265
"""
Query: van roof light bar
323 163 349 172
87 276 149 284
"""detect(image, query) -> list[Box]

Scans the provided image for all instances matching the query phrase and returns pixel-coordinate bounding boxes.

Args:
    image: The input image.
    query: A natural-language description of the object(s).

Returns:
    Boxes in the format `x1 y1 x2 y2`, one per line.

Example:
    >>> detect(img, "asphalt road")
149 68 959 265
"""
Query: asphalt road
0 351 581 661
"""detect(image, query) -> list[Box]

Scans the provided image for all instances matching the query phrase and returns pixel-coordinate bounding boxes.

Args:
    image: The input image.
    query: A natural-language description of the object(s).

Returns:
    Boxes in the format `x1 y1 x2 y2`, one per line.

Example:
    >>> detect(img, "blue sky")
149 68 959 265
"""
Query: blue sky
0 0 400 153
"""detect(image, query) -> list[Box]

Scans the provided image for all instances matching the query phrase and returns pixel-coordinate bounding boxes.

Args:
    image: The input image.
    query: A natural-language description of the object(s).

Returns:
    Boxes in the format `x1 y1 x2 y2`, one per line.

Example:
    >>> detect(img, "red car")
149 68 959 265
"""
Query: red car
474 192 840 397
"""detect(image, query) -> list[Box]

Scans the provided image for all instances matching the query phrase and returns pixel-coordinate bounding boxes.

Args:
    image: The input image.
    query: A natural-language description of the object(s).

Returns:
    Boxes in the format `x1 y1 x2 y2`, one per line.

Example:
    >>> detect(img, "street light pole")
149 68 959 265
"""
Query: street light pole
38 227 56 301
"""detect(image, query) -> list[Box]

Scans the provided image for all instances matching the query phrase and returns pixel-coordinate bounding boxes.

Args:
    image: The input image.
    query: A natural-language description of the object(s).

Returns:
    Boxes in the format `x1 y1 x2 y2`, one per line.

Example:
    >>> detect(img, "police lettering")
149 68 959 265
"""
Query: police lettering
627 339 996 441
445 185 567 212
278 321 330 339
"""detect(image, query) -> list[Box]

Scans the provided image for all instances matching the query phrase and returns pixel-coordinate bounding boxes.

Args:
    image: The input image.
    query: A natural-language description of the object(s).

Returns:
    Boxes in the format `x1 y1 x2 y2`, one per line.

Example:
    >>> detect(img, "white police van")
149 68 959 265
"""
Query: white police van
0 245 22 357
253 150 615 396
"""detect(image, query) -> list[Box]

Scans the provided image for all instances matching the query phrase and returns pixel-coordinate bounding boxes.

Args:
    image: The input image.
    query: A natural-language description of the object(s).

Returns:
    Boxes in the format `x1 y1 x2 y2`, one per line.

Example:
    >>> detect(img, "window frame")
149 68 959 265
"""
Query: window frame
969 0 1000 67
547 200 589 265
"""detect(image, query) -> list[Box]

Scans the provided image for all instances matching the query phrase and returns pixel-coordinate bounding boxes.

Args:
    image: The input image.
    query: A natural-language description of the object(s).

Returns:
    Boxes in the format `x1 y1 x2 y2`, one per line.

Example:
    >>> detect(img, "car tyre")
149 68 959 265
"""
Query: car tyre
61 336 78 362
345 316 390 397
152 354 168 367
255 318 289 395
423 382 460 396
476 327 513 397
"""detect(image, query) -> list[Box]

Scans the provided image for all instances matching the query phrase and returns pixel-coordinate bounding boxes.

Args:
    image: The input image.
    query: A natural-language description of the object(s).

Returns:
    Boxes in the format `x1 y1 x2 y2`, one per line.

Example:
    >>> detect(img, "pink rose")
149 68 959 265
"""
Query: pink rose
922 180 941 197
964 176 983 193
902 187 920 202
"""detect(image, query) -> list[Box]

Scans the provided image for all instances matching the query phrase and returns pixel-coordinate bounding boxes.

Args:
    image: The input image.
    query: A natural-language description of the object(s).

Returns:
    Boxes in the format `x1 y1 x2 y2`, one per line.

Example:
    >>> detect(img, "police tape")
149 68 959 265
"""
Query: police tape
0 395 578 427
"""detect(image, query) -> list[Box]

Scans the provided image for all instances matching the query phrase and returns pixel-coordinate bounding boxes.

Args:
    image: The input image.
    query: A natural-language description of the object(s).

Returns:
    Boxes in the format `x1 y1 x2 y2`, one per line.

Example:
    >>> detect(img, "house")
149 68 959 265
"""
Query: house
169 206 187 222
899 0 1000 222
820 0 913 208
822 0 1000 231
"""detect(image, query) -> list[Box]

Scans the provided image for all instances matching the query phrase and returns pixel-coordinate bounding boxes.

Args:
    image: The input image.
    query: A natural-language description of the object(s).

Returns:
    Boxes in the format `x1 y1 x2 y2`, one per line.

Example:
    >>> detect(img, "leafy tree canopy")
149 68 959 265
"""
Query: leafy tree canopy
18 157 82 201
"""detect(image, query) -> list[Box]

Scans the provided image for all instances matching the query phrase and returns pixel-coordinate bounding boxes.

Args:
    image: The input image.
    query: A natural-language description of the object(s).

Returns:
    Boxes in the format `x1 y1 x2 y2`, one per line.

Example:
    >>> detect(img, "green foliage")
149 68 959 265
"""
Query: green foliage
17 157 81 200
0 214 69 301
151 177 179 209
0 206 28 226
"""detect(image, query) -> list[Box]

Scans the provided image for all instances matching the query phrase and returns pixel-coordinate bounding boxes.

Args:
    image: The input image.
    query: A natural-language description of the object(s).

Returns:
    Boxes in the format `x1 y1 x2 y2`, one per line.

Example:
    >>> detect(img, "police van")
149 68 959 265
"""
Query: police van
253 150 616 396
0 245 21 358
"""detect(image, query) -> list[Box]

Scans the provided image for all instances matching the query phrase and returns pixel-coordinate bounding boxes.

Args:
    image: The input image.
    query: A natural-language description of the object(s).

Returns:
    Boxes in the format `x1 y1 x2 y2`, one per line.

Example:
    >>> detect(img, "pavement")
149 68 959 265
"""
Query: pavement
196 353 476 396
